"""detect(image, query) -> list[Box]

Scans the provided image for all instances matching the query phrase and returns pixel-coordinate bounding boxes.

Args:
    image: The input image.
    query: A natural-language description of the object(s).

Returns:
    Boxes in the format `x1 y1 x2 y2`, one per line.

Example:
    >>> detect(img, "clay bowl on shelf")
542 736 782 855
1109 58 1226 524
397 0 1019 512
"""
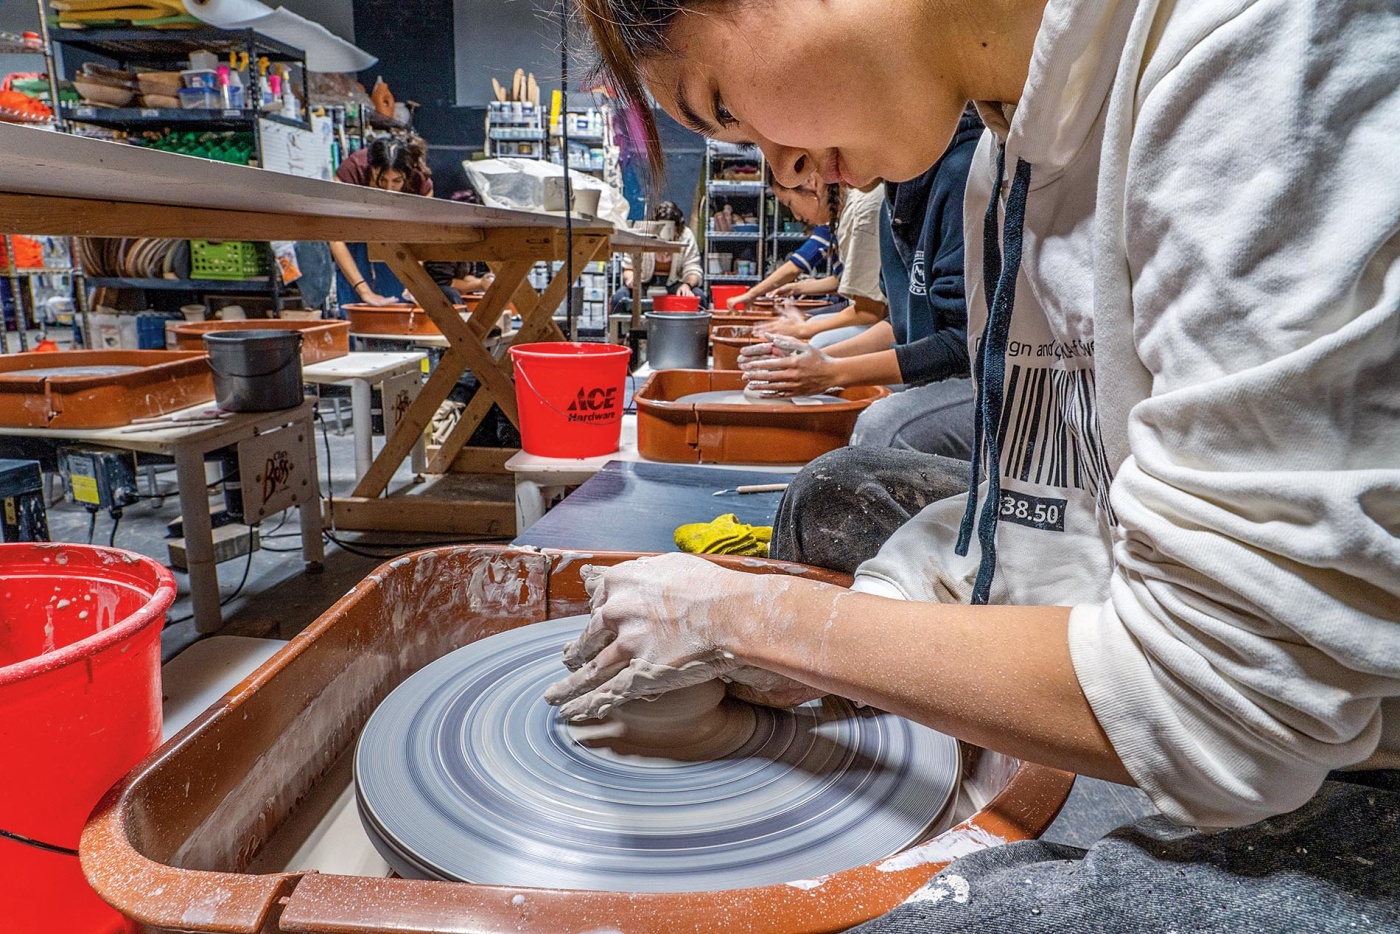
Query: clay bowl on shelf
73 79 135 108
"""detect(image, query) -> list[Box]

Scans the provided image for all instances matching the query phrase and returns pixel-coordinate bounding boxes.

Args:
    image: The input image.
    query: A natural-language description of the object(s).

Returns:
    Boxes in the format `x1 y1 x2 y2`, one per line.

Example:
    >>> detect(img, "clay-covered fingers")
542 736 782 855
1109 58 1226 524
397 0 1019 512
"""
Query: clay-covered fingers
560 614 616 671
725 666 824 708
579 563 608 604
737 341 774 361
555 656 733 721
545 637 629 708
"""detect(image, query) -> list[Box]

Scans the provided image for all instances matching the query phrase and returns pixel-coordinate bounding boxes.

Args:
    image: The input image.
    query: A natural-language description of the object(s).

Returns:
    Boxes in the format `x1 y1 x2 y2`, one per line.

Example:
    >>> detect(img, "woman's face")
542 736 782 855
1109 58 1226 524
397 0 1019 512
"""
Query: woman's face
642 0 971 186
372 169 408 192
774 182 826 225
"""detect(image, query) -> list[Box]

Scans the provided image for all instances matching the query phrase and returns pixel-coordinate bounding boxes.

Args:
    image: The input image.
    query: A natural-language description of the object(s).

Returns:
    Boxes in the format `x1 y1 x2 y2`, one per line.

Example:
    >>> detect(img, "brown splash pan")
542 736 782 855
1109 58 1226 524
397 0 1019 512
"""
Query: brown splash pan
169 320 350 365
711 325 765 371
749 298 837 310
344 294 486 337
80 547 1072 934
0 350 213 429
709 310 778 333
635 369 890 465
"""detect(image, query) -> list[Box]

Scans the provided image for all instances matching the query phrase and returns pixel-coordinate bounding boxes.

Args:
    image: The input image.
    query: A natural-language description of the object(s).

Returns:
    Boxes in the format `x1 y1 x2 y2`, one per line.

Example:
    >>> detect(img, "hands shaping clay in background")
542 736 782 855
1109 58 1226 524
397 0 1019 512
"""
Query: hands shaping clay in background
739 333 841 398
543 555 824 721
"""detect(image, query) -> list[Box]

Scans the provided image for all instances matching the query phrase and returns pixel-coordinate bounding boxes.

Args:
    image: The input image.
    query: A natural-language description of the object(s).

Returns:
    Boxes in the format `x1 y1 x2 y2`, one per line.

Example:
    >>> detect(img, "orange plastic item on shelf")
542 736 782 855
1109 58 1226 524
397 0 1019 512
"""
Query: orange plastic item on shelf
0 233 43 270
0 350 214 429
169 319 349 364
634 369 889 465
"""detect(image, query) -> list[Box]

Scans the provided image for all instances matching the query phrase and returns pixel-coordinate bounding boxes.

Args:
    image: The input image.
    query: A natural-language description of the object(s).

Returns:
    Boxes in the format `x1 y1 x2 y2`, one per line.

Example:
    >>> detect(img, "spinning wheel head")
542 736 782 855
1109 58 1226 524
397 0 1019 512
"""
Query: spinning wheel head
355 617 961 893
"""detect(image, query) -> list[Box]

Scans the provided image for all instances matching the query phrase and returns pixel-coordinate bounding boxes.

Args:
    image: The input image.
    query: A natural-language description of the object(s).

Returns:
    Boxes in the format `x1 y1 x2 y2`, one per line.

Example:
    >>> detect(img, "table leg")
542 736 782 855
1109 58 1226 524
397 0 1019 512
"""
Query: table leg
298 411 325 571
516 478 548 533
350 376 373 480
174 446 222 634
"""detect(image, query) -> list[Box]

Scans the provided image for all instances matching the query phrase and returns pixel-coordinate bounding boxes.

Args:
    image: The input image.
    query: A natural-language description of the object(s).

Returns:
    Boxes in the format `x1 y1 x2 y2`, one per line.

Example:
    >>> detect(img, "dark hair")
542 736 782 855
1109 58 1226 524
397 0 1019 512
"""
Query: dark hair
653 200 685 224
366 135 431 192
575 0 719 179
764 163 843 232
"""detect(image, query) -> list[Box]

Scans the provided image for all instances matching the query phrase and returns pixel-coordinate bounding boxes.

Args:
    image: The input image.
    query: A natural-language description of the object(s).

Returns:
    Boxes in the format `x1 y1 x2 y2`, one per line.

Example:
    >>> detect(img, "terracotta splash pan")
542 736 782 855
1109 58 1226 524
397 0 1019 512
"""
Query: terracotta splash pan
343 296 483 337
711 325 764 370
749 298 838 310
169 320 350 364
80 546 1073 934
0 350 213 429
709 309 777 333
635 369 890 465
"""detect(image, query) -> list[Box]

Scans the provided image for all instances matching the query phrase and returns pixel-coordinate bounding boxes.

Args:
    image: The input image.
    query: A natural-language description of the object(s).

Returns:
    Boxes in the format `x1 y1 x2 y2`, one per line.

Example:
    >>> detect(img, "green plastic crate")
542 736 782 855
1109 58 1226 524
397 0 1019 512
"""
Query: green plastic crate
189 240 268 280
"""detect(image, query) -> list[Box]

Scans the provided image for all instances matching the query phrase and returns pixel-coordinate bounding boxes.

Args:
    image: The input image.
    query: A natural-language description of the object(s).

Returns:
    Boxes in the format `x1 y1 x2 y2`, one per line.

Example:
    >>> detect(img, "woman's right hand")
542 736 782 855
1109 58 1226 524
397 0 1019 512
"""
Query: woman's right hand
359 289 399 307
727 292 754 310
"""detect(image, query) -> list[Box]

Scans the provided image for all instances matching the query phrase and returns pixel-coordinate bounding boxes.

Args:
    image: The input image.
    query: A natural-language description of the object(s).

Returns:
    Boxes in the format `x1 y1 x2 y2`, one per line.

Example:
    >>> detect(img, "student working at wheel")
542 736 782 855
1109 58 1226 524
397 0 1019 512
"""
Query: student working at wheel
741 107 982 465
547 0 1400 929
723 171 840 309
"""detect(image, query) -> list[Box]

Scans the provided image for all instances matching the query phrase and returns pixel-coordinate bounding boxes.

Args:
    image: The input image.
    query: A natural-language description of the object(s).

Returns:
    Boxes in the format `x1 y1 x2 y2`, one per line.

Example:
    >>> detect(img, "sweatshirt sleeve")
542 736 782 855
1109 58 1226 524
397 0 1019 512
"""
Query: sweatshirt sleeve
1069 0 1400 828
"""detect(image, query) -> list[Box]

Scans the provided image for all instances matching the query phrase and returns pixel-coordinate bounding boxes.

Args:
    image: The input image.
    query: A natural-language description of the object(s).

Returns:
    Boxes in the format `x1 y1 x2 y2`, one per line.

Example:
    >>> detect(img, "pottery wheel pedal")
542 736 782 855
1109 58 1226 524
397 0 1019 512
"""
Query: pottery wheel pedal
355 616 961 892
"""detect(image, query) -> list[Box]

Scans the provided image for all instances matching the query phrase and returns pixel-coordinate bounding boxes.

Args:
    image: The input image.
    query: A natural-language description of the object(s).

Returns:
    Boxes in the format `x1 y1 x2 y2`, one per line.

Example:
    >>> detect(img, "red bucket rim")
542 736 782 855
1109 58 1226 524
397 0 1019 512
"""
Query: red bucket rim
0 544 177 688
508 341 632 361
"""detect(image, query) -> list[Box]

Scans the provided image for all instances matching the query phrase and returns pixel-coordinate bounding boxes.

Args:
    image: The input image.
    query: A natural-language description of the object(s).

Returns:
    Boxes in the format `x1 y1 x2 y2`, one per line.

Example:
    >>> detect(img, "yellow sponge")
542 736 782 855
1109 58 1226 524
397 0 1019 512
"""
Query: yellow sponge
674 514 773 557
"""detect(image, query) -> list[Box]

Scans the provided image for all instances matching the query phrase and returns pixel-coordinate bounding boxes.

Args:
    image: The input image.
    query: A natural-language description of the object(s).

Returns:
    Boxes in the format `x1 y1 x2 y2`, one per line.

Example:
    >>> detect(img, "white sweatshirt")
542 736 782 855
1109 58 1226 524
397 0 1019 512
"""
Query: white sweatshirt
854 0 1400 828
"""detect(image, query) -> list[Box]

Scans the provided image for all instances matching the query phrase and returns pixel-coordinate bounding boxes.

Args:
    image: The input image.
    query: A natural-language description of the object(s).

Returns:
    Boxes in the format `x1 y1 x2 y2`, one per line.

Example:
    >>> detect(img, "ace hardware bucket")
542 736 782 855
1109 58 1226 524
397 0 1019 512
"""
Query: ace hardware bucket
509 342 632 457
0 543 175 934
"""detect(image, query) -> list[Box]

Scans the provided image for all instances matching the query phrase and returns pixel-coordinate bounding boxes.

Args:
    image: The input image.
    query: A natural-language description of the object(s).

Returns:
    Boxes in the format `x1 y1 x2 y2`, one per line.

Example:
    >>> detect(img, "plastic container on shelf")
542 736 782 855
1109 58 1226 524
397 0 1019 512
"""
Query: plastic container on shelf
189 240 267 280
177 86 220 109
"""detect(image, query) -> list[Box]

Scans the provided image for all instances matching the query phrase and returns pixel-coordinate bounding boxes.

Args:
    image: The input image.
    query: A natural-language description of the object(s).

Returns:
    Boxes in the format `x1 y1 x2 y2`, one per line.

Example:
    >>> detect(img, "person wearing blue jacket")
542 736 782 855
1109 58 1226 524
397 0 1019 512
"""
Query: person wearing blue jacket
743 109 981 570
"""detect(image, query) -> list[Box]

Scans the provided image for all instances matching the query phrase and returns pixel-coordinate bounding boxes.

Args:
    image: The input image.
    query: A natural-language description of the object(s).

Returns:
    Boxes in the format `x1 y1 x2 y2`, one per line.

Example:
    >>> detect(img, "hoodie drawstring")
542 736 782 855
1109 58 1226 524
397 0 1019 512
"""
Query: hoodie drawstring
955 144 1033 604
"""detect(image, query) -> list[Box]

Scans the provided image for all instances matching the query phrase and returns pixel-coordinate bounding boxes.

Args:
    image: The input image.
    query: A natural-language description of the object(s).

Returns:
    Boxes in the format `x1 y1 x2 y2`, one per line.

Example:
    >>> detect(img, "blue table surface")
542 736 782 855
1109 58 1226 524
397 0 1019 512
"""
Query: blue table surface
512 460 795 554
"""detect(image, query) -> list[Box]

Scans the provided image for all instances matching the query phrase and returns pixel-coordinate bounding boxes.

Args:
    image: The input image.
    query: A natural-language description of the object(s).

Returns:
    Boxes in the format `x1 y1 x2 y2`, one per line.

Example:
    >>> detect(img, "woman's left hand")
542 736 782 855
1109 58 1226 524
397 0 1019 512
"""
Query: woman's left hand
739 335 839 396
675 282 695 297
543 554 821 720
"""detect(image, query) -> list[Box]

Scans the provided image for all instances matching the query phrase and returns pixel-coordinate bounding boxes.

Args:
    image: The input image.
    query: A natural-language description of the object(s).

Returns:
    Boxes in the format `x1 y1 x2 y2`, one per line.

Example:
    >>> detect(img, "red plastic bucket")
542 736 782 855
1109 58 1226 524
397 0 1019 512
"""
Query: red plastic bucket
710 284 749 310
652 294 701 312
0 544 175 934
509 342 632 458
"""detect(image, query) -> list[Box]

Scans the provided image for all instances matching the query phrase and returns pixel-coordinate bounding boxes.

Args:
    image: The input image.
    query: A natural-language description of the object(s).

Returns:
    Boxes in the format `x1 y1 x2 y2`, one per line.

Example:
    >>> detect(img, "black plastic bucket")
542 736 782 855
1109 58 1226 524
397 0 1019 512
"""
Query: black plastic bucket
202 329 304 412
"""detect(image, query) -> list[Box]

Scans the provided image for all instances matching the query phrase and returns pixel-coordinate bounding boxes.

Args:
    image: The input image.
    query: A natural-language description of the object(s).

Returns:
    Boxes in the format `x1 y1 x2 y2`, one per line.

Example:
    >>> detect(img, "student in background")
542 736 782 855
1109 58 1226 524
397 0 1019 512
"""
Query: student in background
612 201 704 316
725 171 840 309
757 180 886 348
331 136 432 310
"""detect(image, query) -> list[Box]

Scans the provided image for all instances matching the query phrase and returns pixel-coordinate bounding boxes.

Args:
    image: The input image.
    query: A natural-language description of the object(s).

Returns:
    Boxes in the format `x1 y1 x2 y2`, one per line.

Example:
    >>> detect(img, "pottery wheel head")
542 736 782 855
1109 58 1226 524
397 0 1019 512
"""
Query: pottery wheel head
354 616 961 892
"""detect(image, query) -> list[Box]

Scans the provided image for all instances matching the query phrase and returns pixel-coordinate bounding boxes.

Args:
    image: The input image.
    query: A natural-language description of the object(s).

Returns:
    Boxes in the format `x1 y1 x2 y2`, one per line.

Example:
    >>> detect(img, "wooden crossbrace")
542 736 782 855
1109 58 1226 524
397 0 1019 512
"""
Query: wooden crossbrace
425 235 609 474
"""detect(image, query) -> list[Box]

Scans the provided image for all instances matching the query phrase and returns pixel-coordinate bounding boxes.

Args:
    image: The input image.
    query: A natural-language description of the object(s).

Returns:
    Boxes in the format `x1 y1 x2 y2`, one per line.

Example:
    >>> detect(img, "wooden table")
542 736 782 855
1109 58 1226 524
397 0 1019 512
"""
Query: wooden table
0 401 323 634
0 123 674 538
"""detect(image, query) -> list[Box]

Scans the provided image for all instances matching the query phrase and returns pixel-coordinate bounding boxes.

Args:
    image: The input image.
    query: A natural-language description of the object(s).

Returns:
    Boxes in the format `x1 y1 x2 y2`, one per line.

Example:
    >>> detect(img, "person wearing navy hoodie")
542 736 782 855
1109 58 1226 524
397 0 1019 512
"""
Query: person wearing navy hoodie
741 109 983 571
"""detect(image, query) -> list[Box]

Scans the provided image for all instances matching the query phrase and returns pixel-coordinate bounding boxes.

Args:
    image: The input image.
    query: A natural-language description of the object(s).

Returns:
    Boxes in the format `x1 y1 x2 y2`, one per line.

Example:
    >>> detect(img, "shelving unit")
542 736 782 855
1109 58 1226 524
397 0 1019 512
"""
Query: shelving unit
701 141 768 286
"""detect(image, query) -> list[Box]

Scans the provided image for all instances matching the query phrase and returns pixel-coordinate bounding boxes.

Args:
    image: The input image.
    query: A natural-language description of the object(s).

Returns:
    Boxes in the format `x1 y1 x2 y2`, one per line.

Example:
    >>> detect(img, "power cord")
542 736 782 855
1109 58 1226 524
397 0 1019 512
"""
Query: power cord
107 513 121 548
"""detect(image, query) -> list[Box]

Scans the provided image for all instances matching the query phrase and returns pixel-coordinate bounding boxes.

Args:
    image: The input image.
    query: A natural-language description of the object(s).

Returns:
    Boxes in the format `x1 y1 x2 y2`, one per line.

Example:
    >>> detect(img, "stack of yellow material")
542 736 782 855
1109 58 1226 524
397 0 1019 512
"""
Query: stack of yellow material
50 0 195 27
674 514 773 558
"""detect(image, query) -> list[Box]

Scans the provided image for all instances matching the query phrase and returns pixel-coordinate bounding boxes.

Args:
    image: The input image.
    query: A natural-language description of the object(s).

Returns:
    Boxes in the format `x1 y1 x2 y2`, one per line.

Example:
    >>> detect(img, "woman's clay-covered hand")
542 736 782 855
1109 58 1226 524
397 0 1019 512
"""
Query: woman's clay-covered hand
739 335 839 396
543 554 822 720
754 304 811 339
